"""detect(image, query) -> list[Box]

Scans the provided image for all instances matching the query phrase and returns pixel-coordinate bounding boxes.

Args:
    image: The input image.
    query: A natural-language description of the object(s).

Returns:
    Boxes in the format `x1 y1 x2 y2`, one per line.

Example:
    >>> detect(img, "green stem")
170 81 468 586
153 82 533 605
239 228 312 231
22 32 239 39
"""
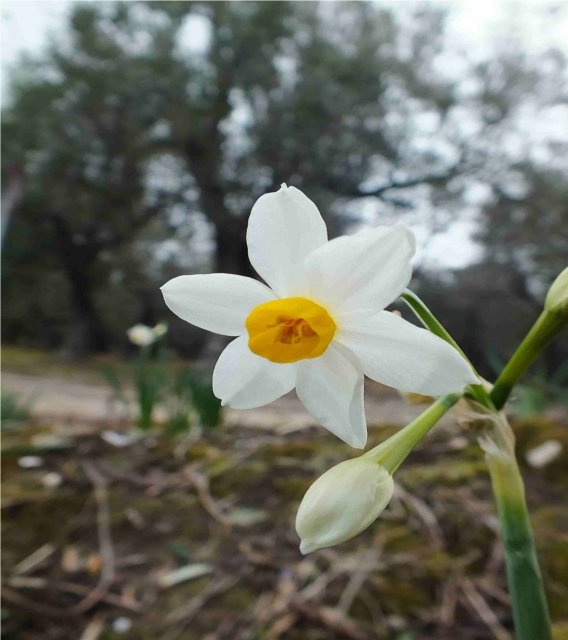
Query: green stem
364 392 462 473
401 289 494 410
484 433 552 640
491 310 568 410
401 288 552 640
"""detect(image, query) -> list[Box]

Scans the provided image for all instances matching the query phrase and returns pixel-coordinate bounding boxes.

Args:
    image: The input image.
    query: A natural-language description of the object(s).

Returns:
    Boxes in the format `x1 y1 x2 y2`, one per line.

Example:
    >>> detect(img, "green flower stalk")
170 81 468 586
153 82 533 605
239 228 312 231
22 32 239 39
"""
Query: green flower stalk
401 288 558 640
491 267 568 410
127 323 169 431
475 409 552 640
401 289 492 409
363 392 463 472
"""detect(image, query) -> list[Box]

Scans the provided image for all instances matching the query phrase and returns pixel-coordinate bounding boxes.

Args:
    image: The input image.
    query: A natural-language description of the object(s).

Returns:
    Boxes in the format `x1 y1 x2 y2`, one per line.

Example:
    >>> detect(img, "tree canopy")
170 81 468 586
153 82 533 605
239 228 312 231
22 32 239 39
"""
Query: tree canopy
2 1 566 364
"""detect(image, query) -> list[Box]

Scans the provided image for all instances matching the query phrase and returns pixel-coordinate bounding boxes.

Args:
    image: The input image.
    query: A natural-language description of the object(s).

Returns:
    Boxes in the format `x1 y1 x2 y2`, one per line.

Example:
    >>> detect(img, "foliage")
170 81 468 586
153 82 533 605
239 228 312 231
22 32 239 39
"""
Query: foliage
166 367 222 435
3 2 566 357
509 369 568 418
1 390 36 427
102 351 221 434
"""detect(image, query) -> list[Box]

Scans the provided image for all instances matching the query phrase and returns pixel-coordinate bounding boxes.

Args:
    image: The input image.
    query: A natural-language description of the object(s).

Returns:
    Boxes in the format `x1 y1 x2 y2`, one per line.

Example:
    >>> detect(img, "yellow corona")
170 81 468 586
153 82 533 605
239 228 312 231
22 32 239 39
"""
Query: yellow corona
246 297 336 363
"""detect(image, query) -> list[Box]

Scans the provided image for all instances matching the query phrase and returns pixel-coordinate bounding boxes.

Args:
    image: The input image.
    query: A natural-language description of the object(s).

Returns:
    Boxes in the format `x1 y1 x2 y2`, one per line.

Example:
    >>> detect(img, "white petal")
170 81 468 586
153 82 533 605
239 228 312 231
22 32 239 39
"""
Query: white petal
296 342 366 449
161 274 276 336
337 311 479 396
247 184 328 297
213 336 296 409
304 225 415 317
296 458 394 554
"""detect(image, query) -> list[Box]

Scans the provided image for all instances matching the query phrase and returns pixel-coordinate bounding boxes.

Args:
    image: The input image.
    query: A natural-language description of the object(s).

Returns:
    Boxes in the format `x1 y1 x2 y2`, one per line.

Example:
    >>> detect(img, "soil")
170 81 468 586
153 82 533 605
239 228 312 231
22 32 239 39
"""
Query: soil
2 352 568 640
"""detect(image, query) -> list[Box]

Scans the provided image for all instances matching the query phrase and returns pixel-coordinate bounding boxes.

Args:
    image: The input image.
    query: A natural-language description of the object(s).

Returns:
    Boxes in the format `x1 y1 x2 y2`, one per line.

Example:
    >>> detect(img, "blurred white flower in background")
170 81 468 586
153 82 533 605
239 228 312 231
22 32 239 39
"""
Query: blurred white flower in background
127 322 168 347
162 184 478 448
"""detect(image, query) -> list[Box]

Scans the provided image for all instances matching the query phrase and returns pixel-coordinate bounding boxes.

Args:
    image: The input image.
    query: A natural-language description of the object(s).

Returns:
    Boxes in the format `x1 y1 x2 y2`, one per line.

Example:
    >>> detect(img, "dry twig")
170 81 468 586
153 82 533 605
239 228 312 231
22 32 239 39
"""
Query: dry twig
70 461 116 614
4 462 117 618
79 613 107 640
7 576 142 613
461 578 511 640
183 465 231 526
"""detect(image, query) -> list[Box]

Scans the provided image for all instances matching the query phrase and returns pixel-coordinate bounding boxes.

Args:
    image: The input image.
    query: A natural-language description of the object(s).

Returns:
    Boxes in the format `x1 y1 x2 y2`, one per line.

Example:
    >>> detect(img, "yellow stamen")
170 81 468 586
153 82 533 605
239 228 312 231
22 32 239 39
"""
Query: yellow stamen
246 297 336 363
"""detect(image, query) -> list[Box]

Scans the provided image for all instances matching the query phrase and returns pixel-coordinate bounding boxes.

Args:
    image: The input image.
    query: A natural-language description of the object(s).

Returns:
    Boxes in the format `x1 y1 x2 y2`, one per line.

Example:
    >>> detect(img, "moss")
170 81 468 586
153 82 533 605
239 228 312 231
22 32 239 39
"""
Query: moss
375 578 436 614
399 459 487 488
273 475 313 500
551 622 568 640
3 401 567 640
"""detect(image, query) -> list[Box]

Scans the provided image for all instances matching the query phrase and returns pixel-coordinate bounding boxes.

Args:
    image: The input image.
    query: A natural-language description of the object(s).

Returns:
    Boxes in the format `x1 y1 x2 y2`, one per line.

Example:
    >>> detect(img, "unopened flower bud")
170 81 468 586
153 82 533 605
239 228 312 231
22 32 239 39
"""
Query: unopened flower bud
545 267 568 315
295 457 394 554
153 322 168 339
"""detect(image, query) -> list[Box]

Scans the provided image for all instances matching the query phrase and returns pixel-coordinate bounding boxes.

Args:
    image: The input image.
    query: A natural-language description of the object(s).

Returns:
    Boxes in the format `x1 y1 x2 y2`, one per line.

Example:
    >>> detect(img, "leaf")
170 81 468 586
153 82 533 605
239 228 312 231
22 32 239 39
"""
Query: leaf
157 563 213 589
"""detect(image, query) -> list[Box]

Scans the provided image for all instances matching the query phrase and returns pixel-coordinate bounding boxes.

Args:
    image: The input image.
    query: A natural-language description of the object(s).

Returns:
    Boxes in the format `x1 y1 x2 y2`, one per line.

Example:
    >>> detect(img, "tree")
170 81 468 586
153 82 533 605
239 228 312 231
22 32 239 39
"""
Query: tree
2 2 566 357
2 5 189 354
149 1 466 274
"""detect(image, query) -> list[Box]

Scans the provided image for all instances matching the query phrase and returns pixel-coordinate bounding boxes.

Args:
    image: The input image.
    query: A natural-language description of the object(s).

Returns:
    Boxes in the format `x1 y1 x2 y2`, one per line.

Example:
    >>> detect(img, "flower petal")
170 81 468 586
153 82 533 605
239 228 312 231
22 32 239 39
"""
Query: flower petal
161 274 276 336
337 311 479 395
213 336 296 409
247 184 328 297
304 225 415 317
296 342 366 448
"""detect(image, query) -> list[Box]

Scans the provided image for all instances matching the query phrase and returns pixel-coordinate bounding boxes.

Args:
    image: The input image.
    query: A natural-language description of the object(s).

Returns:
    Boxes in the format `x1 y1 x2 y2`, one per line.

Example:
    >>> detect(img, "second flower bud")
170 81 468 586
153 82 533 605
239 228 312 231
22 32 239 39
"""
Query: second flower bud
295 457 394 554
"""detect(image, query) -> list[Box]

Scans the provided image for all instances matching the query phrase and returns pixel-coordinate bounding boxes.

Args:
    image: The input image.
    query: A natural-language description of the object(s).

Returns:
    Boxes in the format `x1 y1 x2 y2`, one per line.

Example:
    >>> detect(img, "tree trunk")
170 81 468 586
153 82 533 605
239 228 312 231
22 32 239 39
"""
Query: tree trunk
49 215 109 357
184 135 256 368
214 220 253 276
63 267 109 357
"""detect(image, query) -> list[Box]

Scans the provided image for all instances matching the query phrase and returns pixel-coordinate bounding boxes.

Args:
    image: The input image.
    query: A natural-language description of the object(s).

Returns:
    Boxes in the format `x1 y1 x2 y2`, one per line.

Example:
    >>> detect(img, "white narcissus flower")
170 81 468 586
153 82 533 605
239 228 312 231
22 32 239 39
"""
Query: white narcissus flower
127 324 157 347
127 324 156 347
295 457 394 554
161 184 478 448
127 323 168 347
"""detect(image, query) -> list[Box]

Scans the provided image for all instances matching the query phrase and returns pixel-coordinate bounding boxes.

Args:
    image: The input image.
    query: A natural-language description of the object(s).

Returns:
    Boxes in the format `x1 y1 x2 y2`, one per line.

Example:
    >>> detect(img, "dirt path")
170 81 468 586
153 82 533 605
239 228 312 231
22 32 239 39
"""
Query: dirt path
2 370 425 431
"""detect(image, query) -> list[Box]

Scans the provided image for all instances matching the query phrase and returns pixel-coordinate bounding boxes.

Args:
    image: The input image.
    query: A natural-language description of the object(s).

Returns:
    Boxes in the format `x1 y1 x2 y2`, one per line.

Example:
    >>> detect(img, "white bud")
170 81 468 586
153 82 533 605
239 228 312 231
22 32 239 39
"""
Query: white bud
127 324 156 347
153 322 168 339
295 457 394 554
545 266 568 315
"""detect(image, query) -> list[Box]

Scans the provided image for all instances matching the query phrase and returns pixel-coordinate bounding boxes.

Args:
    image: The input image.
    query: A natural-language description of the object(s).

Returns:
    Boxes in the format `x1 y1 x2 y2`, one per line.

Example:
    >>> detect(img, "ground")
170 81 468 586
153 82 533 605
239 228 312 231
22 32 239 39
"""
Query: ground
2 348 568 640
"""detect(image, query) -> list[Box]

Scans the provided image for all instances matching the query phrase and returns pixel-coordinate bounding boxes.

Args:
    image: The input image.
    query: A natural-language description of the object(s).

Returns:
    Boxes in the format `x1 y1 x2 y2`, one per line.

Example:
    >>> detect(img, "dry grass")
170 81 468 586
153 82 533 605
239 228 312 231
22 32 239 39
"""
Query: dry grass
2 411 568 640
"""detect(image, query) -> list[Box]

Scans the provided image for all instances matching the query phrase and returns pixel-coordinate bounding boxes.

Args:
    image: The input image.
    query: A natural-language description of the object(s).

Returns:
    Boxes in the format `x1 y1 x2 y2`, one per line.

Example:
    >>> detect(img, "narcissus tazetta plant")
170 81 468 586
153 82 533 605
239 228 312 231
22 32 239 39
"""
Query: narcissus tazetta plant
161 184 477 448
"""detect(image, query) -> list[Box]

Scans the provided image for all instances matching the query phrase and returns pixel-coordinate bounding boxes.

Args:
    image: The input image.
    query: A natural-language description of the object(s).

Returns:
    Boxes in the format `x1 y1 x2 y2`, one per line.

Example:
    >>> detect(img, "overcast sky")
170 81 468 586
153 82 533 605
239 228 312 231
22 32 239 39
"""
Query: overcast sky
2 1 567 269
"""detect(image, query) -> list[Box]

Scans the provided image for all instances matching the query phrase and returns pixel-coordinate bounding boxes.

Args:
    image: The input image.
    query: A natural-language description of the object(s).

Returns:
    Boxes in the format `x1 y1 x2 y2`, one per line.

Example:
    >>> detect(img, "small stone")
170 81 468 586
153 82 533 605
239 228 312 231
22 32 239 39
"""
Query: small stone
42 472 63 488
18 456 45 469
112 617 132 633
101 430 139 448
525 440 563 468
